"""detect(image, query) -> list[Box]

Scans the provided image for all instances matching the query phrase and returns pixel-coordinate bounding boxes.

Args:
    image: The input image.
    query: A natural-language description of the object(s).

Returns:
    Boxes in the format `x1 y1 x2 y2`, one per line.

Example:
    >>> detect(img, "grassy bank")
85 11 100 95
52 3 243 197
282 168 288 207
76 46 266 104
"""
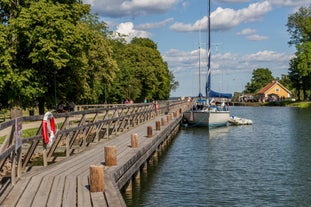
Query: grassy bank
286 101 311 108
232 101 311 108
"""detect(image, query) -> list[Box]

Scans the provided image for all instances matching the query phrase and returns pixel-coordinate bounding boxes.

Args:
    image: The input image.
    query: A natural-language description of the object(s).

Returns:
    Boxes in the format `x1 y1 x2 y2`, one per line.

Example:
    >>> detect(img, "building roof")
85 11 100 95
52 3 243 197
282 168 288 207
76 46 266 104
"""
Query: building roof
257 80 292 95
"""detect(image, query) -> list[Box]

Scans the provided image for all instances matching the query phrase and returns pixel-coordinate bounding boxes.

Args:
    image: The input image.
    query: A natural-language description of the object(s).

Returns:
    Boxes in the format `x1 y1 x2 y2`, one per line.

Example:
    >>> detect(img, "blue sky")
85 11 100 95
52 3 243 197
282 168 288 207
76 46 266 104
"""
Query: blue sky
82 0 310 97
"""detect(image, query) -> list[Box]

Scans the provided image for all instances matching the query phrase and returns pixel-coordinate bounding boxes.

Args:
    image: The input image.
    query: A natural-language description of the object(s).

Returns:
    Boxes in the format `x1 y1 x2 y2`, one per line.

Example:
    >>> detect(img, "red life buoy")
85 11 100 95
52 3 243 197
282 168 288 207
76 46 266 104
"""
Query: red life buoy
42 112 57 147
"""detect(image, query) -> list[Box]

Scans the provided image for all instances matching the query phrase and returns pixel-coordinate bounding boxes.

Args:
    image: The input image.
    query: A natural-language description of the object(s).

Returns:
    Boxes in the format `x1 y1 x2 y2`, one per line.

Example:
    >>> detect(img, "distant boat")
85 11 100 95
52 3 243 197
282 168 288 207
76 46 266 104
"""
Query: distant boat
182 0 232 127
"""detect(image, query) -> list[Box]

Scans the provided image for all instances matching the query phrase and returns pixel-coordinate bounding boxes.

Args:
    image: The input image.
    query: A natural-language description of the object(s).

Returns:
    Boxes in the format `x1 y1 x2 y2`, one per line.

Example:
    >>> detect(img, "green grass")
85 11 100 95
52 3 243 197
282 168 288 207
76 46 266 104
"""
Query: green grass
23 128 39 138
0 128 38 144
287 101 311 108
0 136 6 144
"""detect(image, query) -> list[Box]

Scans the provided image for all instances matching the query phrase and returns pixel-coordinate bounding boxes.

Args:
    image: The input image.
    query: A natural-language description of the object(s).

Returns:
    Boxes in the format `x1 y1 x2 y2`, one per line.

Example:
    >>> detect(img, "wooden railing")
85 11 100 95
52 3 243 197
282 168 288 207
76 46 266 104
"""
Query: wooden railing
0 100 188 192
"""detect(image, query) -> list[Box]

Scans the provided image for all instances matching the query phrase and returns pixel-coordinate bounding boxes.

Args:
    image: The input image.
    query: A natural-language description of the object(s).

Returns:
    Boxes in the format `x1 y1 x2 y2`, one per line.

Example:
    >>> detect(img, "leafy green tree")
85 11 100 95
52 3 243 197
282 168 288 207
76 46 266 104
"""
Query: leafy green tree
287 4 311 45
1 0 118 113
110 37 173 103
244 68 274 93
295 42 311 100
9 1 91 112
287 4 311 100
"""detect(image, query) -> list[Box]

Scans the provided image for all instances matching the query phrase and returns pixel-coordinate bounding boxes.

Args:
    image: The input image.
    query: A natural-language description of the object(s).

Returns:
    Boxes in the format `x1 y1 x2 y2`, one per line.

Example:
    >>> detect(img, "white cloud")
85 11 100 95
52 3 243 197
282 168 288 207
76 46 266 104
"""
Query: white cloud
170 1 272 32
245 50 290 62
135 18 174 30
163 49 291 77
246 34 269 41
237 28 257 35
115 22 151 42
269 0 310 7
217 0 250 2
82 0 178 18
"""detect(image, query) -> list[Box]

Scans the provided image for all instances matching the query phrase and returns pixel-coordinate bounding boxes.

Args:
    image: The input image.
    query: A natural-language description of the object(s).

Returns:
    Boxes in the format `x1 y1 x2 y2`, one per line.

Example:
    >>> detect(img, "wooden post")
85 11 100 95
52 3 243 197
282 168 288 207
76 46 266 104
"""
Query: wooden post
66 136 70 157
156 121 161 131
161 118 166 126
89 165 105 192
105 146 117 166
167 115 170 123
147 126 153 138
43 148 48 167
131 133 138 148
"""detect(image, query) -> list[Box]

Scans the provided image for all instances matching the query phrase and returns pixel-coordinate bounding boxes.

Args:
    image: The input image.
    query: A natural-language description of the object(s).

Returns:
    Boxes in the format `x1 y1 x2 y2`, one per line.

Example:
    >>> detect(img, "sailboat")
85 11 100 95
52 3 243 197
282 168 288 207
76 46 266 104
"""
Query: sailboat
182 0 232 127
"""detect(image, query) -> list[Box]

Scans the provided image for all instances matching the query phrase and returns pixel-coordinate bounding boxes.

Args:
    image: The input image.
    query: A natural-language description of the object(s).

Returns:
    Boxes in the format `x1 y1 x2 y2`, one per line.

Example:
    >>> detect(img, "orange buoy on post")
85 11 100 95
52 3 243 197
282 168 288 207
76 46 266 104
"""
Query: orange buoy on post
42 112 57 147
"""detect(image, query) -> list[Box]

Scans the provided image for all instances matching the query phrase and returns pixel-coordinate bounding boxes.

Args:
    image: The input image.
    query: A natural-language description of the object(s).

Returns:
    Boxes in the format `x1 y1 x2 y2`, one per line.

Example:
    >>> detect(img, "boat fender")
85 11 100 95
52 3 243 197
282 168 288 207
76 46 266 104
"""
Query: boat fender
42 111 57 147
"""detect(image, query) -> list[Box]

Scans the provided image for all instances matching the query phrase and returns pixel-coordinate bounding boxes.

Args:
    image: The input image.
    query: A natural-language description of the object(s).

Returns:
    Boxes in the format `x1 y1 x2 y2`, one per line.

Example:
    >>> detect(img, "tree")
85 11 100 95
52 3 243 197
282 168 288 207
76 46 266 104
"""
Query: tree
0 0 118 113
287 4 311 45
244 68 274 93
110 38 173 103
287 4 311 100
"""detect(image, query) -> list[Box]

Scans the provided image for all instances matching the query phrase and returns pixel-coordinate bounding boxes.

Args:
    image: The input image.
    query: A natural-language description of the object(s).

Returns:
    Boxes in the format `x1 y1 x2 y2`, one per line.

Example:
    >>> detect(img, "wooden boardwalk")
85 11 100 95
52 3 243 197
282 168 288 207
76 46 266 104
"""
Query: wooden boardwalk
0 114 181 207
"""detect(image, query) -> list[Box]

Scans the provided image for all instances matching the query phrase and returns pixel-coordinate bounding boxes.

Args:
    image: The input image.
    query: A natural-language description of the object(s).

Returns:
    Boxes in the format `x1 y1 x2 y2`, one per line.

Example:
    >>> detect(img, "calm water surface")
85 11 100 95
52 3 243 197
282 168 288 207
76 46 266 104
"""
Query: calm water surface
123 106 311 206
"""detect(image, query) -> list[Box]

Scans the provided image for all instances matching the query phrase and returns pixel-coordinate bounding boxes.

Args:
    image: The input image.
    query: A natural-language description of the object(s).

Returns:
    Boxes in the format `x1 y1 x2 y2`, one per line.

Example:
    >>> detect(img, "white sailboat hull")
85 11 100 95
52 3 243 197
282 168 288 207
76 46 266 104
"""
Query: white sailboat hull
183 110 230 127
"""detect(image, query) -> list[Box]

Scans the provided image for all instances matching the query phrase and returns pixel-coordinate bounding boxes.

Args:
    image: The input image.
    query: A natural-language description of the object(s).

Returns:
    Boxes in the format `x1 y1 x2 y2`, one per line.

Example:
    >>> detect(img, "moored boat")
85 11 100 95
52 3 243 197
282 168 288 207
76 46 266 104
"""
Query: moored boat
182 0 232 127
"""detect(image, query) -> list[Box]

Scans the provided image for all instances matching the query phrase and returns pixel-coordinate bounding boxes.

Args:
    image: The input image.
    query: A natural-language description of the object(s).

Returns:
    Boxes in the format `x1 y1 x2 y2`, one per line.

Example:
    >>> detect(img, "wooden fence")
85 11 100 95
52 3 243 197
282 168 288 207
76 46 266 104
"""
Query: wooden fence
0 100 188 193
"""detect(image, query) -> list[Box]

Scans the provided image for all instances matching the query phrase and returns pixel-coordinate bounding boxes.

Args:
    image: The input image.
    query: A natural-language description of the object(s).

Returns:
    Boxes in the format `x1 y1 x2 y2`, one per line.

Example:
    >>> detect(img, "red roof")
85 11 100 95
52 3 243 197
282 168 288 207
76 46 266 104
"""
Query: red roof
258 81 276 94
257 80 291 95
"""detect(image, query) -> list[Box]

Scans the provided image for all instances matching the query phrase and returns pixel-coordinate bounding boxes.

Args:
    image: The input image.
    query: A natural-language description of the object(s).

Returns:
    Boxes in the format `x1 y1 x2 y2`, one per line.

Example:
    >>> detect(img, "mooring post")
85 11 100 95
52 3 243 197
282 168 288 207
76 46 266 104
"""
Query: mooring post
105 146 117 166
156 121 161 131
147 126 153 137
161 117 166 126
89 165 105 192
131 133 138 148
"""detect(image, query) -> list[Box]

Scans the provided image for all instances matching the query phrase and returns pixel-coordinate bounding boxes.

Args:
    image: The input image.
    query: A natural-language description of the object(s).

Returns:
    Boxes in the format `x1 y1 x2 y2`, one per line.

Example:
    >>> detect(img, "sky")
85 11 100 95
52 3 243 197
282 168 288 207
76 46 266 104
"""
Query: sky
82 0 310 97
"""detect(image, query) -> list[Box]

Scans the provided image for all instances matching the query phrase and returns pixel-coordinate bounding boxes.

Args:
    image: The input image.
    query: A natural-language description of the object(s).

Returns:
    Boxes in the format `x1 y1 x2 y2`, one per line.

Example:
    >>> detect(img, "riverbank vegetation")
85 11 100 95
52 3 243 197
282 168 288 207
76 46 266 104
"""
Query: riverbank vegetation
0 0 179 114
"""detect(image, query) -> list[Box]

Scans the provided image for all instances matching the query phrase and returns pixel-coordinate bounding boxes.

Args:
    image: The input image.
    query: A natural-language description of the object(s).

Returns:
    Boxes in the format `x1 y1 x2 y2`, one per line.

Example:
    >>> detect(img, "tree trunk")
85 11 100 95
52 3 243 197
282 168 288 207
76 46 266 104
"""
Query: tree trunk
38 98 45 115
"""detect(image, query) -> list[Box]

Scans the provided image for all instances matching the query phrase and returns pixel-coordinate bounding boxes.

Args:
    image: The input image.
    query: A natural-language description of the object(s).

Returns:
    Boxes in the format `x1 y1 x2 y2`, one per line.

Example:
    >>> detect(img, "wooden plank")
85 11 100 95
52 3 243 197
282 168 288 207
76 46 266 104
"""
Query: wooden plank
47 176 65 207
0 177 31 207
90 192 107 207
31 176 54 207
77 175 92 207
104 174 127 207
15 176 43 207
62 176 77 207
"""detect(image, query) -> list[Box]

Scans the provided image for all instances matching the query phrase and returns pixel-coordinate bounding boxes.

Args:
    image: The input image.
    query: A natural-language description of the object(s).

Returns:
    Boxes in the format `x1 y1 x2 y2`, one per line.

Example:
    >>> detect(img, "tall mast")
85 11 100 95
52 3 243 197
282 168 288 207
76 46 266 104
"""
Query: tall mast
198 27 202 97
206 0 211 98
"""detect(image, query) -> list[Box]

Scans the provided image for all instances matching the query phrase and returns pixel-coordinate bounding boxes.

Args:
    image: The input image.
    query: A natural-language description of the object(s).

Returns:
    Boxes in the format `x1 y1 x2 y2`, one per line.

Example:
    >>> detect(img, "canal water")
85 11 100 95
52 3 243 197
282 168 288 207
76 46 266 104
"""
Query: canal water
123 106 311 206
